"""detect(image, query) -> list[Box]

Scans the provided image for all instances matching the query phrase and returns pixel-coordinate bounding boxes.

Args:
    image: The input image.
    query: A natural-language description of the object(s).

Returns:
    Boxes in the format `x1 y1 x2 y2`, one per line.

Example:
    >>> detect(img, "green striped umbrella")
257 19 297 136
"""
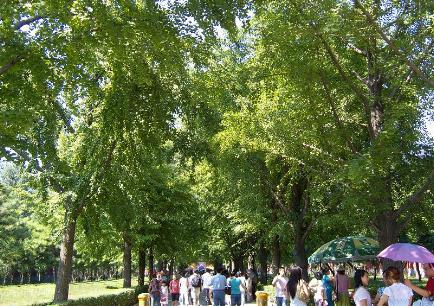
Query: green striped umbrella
308 236 380 264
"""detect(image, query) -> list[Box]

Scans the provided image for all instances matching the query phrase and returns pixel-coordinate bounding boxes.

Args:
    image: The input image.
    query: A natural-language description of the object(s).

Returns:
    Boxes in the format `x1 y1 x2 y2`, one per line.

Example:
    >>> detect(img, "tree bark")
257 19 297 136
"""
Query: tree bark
248 254 255 270
138 248 146 286
258 241 268 284
53 210 77 302
294 234 309 281
271 235 281 275
148 247 154 282
123 235 132 288
168 259 174 278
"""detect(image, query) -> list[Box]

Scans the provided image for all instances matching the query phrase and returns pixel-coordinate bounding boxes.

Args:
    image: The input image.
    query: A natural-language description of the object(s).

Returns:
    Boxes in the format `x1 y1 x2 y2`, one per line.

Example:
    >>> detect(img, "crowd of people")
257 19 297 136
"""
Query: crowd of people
147 263 434 306
148 266 257 306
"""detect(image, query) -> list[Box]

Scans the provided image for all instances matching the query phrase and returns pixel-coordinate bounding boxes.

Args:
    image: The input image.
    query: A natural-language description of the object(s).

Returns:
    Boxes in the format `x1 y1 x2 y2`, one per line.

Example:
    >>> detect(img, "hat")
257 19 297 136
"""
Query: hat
337 264 345 271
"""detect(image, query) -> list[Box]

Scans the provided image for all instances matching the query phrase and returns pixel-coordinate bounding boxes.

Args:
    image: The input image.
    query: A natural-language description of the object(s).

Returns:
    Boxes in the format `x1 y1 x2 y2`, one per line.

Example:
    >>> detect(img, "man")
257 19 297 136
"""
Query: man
201 268 213 305
211 266 227 306
271 267 288 306
405 263 434 306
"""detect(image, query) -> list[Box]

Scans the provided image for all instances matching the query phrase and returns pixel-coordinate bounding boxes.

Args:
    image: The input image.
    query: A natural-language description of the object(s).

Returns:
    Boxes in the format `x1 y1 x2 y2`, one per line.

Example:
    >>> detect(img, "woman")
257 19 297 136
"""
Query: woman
322 269 334 306
169 274 180 306
335 265 350 306
308 271 324 306
287 266 310 306
378 267 413 306
353 269 371 306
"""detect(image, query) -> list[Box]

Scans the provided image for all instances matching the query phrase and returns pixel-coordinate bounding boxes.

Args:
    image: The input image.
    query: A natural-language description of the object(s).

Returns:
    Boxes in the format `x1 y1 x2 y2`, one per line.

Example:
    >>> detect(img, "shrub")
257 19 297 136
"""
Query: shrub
32 286 147 306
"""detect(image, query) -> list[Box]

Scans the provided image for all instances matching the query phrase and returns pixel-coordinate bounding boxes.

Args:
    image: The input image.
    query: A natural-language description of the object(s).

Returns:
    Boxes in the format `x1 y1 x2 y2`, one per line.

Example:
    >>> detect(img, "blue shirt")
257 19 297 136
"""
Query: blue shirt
211 274 227 290
229 278 241 295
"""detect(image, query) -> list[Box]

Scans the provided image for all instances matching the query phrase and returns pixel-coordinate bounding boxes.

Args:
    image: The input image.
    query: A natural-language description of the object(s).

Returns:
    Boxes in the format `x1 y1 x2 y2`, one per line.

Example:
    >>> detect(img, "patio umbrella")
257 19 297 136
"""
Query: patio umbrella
378 243 434 263
308 236 380 264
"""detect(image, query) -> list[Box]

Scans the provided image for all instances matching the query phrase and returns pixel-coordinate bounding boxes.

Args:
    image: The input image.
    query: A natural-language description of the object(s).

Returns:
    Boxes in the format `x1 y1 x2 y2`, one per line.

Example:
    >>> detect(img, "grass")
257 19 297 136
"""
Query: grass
0 279 138 306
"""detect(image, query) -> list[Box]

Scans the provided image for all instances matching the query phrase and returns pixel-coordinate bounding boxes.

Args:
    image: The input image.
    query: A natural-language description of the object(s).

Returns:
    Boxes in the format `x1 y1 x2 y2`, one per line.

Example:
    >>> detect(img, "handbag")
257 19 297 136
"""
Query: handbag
225 286 231 295
298 280 310 303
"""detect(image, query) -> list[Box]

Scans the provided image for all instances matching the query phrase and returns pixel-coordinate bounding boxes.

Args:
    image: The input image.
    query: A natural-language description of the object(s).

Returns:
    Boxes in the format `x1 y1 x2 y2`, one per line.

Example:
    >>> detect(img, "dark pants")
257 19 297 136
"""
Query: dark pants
231 294 241 306
276 297 284 306
202 288 211 305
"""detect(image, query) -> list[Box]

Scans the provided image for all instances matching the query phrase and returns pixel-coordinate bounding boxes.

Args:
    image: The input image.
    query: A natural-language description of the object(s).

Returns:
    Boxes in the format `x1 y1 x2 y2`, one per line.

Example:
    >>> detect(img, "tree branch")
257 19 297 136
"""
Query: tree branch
395 170 434 217
354 0 434 88
310 23 375 139
15 16 44 30
319 74 358 154
0 55 24 76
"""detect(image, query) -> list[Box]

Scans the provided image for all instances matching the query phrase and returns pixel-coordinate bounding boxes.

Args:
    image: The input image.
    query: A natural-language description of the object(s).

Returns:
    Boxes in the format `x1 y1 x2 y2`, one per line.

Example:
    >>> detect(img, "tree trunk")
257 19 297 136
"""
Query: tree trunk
148 247 154 282
168 259 174 277
375 212 404 279
53 211 77 302
213 257 223 271
232 254 244 272
123 235 132 288
294 235 309 281
247 254 255 271
138 248 146 286
416 263 421 281
271 235 281 275
258 241 267 284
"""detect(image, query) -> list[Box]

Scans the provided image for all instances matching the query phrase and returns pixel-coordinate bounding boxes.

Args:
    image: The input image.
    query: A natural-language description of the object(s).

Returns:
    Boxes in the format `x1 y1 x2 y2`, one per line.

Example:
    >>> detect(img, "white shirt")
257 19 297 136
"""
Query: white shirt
202 272 213 289
238 276 246 293
354 287 372 306
383 283 413 306
180 277 189 293
273 275 288 298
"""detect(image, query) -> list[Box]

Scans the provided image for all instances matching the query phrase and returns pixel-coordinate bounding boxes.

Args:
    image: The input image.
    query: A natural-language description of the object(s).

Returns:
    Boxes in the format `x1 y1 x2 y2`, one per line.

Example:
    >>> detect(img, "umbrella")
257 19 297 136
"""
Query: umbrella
377 243 434 263
308 236 380 264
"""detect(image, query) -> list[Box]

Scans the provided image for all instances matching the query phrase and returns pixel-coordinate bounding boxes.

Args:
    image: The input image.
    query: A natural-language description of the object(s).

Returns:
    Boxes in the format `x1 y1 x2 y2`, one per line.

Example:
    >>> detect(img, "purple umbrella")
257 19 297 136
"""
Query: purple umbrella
378 243 434 263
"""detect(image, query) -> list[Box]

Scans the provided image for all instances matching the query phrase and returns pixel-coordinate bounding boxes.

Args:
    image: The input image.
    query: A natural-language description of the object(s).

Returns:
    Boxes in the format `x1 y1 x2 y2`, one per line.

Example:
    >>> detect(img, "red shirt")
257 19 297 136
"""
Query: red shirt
170 279 180 294
426 277 434 295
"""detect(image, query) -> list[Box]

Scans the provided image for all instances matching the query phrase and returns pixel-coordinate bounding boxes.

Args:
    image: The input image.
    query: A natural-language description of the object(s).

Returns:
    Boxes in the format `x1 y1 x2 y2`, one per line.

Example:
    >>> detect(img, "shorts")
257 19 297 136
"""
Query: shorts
172 293 180 301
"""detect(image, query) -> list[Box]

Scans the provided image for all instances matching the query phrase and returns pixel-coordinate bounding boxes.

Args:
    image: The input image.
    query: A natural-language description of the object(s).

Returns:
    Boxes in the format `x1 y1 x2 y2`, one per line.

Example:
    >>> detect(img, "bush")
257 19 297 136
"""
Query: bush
32 286 147 306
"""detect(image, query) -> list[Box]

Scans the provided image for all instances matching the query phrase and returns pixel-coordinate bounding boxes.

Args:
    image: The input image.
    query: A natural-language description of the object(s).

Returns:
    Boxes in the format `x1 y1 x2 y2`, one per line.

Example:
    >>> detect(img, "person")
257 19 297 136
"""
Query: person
353 269 371 306
150 274 162 306
272 267 288 306
335 265 350 306
161 281 169 306
170 274 181 306
378 266 413 306
322 269 334 306
180 272 190 306
191 270 202 306
287 266 310 306
229 271 246 306
237 271 247 306
211 266 227 306
309 271 324 306
201 268 213 305
404 263 434 306
224 270 231 306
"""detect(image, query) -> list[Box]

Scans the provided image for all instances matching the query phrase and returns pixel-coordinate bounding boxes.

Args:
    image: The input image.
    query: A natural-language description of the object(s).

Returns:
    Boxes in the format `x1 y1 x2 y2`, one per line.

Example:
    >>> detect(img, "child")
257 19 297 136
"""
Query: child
161 281 169 306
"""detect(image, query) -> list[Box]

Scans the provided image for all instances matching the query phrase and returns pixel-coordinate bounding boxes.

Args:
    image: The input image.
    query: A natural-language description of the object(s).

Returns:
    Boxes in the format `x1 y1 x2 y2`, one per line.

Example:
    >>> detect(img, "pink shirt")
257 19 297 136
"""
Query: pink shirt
170 279 180 294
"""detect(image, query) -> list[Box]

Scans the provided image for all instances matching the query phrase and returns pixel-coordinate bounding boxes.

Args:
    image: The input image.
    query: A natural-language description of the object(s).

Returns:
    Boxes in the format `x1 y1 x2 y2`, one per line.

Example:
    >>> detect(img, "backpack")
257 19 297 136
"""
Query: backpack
191 274 202 288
